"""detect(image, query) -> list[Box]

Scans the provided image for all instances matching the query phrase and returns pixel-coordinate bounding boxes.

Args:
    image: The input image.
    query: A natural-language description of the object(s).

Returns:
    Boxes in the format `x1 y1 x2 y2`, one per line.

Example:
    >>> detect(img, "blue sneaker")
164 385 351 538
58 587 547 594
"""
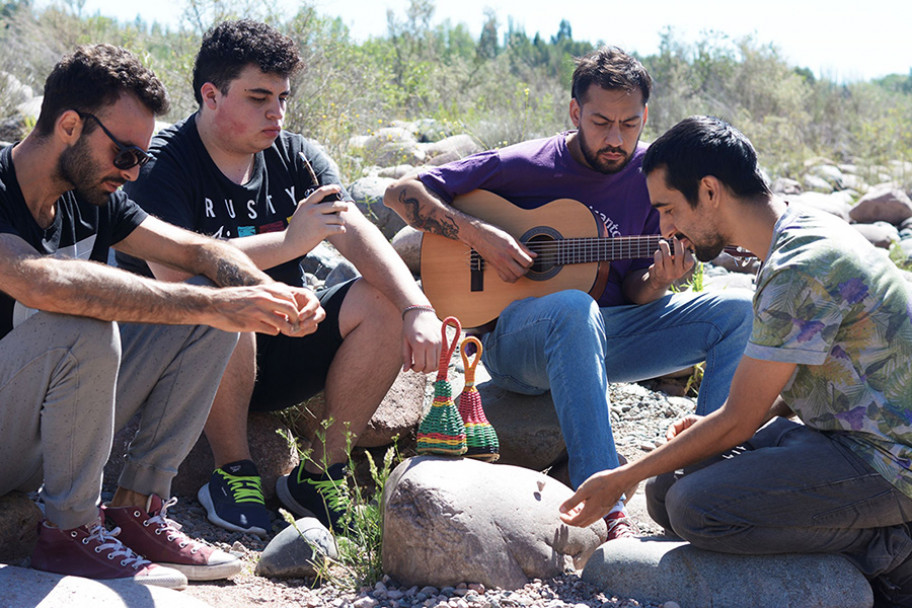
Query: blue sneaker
275 462 347 532
197 460 271 536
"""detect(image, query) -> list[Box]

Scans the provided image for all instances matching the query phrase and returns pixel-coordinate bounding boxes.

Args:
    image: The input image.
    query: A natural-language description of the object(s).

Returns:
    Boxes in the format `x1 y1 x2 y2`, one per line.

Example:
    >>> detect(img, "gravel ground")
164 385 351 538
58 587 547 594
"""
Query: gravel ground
159 380 695 608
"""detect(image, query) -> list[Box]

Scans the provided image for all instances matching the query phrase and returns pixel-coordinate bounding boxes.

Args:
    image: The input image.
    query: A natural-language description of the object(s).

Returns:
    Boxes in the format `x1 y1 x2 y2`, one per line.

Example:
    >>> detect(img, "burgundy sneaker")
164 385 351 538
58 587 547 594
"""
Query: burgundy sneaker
31 517 187 589
105 494 242 581
604 510 638 541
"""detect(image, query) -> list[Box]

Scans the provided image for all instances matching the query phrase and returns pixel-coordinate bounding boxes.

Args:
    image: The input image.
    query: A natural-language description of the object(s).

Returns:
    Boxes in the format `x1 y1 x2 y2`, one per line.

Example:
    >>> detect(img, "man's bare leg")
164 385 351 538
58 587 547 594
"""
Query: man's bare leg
202 332 257 468
304 278 402 472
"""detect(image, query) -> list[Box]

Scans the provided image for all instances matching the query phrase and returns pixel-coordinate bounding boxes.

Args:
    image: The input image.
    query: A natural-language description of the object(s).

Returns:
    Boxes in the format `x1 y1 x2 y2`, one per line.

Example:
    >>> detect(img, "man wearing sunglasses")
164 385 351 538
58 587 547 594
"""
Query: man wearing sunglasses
0 44 323 587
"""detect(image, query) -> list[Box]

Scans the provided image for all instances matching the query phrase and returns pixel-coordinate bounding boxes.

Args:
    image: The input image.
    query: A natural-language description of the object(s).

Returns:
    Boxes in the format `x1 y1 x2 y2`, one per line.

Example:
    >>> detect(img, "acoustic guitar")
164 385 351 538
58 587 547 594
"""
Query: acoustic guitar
420 190 672 328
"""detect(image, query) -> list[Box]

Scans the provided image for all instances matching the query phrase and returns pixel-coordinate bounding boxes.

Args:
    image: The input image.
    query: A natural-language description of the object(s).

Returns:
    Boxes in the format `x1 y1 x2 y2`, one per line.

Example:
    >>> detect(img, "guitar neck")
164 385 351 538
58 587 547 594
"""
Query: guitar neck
536 235 667 265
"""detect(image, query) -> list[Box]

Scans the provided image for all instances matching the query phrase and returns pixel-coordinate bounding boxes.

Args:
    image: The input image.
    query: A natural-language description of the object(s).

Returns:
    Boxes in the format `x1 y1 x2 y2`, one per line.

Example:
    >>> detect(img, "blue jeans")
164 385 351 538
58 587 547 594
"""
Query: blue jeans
645 418 912 604
480 288 753 489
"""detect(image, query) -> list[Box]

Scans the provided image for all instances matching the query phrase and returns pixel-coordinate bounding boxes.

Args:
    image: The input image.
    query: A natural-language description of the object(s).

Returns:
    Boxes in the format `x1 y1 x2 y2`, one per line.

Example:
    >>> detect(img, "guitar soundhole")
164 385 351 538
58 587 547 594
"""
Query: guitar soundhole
521 227 563 282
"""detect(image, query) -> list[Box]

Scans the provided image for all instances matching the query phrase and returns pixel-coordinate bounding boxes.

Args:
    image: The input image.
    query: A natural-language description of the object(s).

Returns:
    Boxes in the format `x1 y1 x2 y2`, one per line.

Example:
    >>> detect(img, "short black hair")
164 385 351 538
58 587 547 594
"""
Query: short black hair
571 46 651 106
35 44 169 137
192 19 302 105
642 115 771 207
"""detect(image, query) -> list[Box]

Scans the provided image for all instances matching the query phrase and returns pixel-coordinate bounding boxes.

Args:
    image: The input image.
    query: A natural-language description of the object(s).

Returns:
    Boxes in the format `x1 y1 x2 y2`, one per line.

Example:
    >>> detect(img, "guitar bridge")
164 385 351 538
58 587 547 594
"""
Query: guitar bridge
470 250 484 292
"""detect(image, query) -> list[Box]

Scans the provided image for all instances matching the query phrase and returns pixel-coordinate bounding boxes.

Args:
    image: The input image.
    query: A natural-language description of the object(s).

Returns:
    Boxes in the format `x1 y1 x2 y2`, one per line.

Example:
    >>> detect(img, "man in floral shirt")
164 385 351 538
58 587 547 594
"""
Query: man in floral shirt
560 115 912 607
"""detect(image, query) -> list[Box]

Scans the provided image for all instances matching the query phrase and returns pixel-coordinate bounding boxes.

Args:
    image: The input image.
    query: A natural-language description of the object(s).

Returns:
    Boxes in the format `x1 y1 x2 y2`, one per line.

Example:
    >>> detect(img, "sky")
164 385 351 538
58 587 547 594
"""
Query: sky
43 0 912 82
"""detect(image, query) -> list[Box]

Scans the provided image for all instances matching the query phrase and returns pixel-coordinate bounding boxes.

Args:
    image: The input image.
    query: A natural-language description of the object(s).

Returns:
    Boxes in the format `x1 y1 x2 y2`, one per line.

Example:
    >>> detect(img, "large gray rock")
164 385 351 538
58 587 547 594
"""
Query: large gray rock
582 537 873 608
288 369 431 449
391 225 423 275
382 456 607 589
0 492 42 565
255 516 338 578
349 174 406 239
851 221 899 249
788 191 852 221
420 134 483 166
850 185 912 225
0 563 214 607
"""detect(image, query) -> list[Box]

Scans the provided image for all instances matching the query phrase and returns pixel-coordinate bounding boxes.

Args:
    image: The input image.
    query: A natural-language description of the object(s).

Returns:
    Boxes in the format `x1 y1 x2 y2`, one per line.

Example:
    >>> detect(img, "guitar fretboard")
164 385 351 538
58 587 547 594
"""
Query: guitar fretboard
469 235 666 270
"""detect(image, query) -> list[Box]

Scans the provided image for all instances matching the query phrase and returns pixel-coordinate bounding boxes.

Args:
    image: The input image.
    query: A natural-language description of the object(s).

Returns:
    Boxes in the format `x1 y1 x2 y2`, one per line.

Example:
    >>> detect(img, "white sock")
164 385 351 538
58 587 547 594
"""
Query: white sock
607 501 627 516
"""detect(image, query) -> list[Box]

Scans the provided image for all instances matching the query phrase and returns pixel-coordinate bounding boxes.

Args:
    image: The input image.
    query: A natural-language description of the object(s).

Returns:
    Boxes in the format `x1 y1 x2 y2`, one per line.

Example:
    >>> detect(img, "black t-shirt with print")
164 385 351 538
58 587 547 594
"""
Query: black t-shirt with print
0 144 147 339
117 114 346 288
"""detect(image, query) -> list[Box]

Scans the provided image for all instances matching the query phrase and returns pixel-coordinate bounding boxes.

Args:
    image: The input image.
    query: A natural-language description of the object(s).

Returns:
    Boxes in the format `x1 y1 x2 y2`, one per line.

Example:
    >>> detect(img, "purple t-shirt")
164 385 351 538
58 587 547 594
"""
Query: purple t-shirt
419 133 656 306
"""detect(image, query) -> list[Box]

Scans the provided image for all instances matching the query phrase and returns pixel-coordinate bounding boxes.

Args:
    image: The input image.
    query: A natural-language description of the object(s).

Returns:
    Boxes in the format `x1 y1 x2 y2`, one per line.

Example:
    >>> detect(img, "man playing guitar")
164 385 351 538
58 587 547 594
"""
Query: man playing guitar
384 46 754 539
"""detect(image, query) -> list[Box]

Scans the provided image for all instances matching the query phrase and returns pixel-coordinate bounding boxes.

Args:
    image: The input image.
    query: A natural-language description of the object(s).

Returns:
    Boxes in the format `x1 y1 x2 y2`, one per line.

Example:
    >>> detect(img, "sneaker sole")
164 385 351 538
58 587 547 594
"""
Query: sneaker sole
136 570 189 590
161 558 244 582
275 475 320 520
197 483 268 537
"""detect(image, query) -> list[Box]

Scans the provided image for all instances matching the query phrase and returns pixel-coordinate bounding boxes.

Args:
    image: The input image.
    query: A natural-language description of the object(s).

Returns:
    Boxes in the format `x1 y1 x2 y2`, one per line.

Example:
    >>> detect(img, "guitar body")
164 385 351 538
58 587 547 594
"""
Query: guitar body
419 191 609 328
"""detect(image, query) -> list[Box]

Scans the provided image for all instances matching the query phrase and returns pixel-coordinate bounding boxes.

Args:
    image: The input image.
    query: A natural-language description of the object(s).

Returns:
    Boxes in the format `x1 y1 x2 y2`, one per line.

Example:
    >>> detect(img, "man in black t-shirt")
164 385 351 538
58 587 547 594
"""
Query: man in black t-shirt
0 45 323 587
119 20 442 536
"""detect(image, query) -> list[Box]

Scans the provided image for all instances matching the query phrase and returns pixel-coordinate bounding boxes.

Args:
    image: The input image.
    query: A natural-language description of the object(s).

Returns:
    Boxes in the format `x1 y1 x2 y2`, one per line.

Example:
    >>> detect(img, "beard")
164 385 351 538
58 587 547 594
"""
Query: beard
689 235 727 262
56 136 121 206
577 126 637 174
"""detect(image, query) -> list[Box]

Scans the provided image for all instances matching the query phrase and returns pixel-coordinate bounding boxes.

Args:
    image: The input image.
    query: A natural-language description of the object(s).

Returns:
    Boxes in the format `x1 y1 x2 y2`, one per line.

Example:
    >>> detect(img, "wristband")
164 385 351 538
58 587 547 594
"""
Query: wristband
401 304 436 320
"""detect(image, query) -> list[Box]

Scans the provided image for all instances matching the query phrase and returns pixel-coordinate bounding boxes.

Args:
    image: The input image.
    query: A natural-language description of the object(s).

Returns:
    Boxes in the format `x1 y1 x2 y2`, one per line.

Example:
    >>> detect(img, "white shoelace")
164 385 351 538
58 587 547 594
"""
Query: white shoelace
86 522 150 569
145 497 198 551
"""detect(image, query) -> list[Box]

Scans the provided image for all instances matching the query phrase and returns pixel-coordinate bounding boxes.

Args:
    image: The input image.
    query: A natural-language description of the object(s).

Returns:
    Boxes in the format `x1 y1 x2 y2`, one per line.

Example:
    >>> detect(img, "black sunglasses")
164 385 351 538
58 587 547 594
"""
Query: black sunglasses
77 111 153 171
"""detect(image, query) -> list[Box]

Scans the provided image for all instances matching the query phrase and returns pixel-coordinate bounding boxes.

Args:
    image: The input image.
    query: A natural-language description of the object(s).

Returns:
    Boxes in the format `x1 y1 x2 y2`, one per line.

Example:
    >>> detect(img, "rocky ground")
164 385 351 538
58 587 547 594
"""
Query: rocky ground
151 381 692 608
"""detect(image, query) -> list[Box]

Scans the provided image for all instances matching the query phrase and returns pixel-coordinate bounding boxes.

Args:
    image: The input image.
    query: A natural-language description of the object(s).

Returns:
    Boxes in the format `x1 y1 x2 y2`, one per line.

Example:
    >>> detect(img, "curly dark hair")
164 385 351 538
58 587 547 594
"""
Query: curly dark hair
34 44 169 137
571 46 652 106
192 19 302 105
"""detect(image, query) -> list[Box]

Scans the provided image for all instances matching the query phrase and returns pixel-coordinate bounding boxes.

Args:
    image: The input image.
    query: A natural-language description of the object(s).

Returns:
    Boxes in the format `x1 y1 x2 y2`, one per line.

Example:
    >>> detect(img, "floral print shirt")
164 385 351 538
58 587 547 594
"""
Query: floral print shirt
745 205 912 497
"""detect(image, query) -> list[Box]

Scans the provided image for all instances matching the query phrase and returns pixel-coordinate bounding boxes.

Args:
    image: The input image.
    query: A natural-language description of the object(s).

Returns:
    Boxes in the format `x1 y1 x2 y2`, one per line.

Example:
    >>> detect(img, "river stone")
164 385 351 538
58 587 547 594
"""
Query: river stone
255 516 338 578
788 191 852 221
850 185 912 225
349 174 406 239
382 456 606 590
851 221 899 249
0 563 214 607
582 537 873 608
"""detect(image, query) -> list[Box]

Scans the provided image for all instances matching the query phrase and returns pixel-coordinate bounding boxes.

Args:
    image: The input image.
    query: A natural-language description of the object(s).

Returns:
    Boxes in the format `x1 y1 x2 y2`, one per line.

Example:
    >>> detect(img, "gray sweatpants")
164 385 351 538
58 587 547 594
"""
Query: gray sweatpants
0 311 237 529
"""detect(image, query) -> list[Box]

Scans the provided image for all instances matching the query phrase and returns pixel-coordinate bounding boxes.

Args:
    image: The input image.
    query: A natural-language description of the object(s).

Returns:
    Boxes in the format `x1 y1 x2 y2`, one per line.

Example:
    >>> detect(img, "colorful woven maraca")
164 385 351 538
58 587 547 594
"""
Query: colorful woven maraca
457 336 500 462
416 317 467 456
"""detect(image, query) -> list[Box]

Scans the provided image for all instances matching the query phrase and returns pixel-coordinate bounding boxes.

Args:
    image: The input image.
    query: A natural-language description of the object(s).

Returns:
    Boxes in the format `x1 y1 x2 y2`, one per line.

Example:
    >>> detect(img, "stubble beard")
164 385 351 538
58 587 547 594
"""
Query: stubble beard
56 136 116 207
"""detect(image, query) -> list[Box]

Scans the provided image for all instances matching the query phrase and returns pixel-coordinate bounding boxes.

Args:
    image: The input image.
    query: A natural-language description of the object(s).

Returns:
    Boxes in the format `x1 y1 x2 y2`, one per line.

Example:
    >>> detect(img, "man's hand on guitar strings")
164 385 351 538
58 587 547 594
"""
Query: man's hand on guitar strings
470 223 536 283
651 235 695 285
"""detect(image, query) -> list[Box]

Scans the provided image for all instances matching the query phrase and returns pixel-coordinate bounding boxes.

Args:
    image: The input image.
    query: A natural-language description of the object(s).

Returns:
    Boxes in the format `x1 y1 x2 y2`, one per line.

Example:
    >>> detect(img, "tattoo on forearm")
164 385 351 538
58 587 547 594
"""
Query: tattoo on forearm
216 259 259 287
399 188 459 239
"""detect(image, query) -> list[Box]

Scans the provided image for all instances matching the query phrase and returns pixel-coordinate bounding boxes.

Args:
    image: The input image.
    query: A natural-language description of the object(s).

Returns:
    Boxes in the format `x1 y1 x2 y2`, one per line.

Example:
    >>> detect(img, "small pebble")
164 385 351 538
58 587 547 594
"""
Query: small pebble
662 603 681 608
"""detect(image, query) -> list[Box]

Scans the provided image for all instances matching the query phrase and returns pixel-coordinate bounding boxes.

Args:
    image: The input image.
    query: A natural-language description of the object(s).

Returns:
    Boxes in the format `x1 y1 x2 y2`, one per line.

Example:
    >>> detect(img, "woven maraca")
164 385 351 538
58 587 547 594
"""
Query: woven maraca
457 337 500 461
416 316 467 456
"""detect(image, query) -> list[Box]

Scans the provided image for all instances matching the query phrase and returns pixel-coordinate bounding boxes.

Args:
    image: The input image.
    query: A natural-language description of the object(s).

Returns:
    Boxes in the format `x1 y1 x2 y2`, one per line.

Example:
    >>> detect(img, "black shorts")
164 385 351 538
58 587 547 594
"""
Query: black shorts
249 279 355 412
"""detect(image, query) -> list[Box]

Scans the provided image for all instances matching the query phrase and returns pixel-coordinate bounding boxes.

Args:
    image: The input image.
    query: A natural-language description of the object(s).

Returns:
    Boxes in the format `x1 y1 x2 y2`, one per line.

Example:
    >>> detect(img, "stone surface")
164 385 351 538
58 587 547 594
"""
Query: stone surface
166 412 298 500
382 456 606 589
255 516 338 578
391 225 423 276
420 134 483 166
349 174 406 239
287 369 431 449
472 363 566 472
0 491 42 565
582 537 873 608
850 185 912 225
851 221 899 249
788 191 852 221
0 563 214 607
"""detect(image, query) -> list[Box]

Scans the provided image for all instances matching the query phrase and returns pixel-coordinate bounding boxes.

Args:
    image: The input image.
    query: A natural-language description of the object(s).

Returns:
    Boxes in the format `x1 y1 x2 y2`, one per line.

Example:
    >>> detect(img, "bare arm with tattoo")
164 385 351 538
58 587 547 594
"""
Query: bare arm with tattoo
383 176 535 283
